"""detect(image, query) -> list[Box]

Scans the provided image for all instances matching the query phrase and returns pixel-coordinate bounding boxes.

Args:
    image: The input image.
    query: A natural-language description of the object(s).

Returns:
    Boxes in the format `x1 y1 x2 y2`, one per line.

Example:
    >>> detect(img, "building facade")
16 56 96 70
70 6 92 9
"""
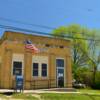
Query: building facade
0 31 72 89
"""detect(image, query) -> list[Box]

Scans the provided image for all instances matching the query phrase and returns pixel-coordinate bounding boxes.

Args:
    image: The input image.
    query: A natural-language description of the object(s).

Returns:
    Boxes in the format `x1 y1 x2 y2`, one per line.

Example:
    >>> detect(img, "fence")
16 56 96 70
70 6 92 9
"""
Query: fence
25 79 56 89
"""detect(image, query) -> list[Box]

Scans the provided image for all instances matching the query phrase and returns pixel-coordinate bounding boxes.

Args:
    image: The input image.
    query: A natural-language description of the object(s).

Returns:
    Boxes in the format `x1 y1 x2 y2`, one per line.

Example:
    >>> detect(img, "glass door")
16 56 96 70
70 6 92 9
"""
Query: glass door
56 59 64 87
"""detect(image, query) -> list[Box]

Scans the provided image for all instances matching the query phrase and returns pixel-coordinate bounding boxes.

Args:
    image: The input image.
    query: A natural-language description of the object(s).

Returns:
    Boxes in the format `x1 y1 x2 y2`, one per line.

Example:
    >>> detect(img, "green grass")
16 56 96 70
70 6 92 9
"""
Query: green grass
77 88 100 94
0 89 100 100
0 93 39 100
0 93 99 100
0 93 8 99
11 93 38 100
41 93 100 100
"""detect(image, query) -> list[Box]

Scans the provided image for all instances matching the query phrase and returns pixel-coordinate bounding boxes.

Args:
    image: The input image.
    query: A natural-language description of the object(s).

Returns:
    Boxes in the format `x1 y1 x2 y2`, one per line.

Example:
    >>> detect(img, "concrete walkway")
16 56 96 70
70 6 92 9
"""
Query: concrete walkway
0 88 100 95
0 88 77 94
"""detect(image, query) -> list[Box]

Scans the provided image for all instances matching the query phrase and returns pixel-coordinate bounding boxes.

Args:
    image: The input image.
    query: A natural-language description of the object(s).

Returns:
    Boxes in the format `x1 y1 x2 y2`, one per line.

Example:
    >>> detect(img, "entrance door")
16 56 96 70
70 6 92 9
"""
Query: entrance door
56 59 64 87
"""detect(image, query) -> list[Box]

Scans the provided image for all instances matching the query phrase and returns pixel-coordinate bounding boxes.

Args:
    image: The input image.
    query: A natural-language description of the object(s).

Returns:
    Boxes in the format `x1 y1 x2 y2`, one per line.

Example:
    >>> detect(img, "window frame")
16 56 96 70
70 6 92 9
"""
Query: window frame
12 54 24 76
56 59 64 68
32 56 48 78
32 63 39 77
12 61 23 76
41 63 47 77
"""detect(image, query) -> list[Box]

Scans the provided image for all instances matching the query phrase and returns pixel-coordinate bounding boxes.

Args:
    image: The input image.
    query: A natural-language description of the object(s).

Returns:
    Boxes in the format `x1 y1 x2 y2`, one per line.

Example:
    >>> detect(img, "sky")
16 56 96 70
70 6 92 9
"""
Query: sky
0 0 100 37
0 0 100 69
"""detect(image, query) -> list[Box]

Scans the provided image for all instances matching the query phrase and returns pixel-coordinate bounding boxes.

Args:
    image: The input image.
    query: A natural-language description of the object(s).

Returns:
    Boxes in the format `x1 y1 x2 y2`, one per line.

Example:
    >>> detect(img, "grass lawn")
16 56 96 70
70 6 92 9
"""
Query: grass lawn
41 93 100 100
77 88 100 94
0 89 100 100
0 93 8 99
0 93 39 100
12 93 39 100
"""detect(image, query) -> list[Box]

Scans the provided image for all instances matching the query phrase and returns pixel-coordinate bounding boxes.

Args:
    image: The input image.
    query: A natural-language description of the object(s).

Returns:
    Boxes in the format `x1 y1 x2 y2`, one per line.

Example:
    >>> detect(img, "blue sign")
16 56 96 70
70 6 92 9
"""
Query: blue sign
16 75 23 90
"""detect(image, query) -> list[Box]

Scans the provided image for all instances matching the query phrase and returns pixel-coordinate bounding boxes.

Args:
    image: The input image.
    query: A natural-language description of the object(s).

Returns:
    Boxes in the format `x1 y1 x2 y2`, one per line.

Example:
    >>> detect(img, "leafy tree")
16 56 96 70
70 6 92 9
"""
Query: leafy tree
52 24 89 70
52 26 67 38
86 30 100 86
52 24 100 88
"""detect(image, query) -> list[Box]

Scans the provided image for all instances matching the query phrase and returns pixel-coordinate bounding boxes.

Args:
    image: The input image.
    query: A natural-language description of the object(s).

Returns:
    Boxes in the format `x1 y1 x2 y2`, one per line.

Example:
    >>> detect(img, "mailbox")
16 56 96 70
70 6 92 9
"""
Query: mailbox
15 75 23 91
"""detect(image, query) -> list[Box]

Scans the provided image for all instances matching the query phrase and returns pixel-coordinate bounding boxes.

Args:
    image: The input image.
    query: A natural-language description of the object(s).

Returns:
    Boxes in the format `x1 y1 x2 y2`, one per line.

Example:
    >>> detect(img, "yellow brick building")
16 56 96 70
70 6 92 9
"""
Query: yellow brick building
0 31 72 89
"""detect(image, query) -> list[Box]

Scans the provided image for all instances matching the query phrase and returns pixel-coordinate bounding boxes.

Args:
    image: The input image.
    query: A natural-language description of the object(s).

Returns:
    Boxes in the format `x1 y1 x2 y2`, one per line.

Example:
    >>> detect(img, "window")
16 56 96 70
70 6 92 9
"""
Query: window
45 44 50 47
59 45 64 49
33 63 38 76
56 59 64 67
32 56 48 77
42 63 47 77
13 61 22 75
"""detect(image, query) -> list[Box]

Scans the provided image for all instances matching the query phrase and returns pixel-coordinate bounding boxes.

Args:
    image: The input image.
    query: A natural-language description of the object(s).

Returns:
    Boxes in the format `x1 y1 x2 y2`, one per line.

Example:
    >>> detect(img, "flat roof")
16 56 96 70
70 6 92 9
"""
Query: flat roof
0 31 72 47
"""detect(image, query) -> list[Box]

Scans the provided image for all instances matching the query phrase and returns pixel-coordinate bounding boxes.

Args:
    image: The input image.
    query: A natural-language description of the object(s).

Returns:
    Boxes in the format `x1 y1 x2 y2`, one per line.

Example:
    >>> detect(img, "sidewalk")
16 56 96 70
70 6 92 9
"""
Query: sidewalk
0 88 77 94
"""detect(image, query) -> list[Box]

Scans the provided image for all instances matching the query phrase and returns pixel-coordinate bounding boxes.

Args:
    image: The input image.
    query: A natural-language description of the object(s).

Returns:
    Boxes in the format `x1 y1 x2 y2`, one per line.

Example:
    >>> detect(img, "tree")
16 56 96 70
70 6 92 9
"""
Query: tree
52 24 100 88
85 30 100 87
52 26 67 38
52 24 89 70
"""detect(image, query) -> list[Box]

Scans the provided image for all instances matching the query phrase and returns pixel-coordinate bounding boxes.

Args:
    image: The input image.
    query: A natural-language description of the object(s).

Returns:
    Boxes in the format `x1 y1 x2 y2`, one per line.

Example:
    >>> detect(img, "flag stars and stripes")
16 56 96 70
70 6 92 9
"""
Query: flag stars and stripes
25 40 39 53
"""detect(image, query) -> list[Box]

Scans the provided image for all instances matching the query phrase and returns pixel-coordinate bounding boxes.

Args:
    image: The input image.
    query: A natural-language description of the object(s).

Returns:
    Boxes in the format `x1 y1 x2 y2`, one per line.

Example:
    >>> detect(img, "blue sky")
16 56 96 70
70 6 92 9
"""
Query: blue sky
0 0 100 37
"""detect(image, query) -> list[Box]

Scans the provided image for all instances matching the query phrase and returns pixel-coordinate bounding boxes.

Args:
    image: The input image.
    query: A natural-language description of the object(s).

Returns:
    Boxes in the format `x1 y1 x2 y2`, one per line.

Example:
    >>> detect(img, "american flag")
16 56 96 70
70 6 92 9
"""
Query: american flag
25 40 39 53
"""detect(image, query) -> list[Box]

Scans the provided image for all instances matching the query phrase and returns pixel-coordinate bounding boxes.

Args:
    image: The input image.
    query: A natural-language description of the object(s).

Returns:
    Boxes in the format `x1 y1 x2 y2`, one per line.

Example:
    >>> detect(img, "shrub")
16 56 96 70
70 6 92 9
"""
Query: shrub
91 72 100 89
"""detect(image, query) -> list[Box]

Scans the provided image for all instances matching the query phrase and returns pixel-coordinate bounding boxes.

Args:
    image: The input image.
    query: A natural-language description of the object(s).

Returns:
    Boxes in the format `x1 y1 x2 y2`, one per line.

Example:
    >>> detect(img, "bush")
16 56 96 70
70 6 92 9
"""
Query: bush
91 72 100 89
74 67 93 86
73 67 100 89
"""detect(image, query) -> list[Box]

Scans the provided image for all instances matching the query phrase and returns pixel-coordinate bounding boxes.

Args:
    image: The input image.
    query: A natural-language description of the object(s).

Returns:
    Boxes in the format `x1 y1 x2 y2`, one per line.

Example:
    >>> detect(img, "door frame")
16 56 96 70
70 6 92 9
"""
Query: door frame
56 58 65 87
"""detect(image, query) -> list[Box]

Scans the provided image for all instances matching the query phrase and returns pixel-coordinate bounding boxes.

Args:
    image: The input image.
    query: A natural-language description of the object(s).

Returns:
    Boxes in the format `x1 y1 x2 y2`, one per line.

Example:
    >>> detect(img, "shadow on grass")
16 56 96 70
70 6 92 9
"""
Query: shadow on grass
0 92 14 96
0 92 39 100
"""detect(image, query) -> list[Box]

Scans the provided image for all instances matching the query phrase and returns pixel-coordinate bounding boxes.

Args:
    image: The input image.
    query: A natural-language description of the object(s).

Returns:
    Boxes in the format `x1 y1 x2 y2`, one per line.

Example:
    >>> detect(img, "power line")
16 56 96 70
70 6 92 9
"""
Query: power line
0 24 50 36
0 16 100 39
0 24 100 41
0 16 56 30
